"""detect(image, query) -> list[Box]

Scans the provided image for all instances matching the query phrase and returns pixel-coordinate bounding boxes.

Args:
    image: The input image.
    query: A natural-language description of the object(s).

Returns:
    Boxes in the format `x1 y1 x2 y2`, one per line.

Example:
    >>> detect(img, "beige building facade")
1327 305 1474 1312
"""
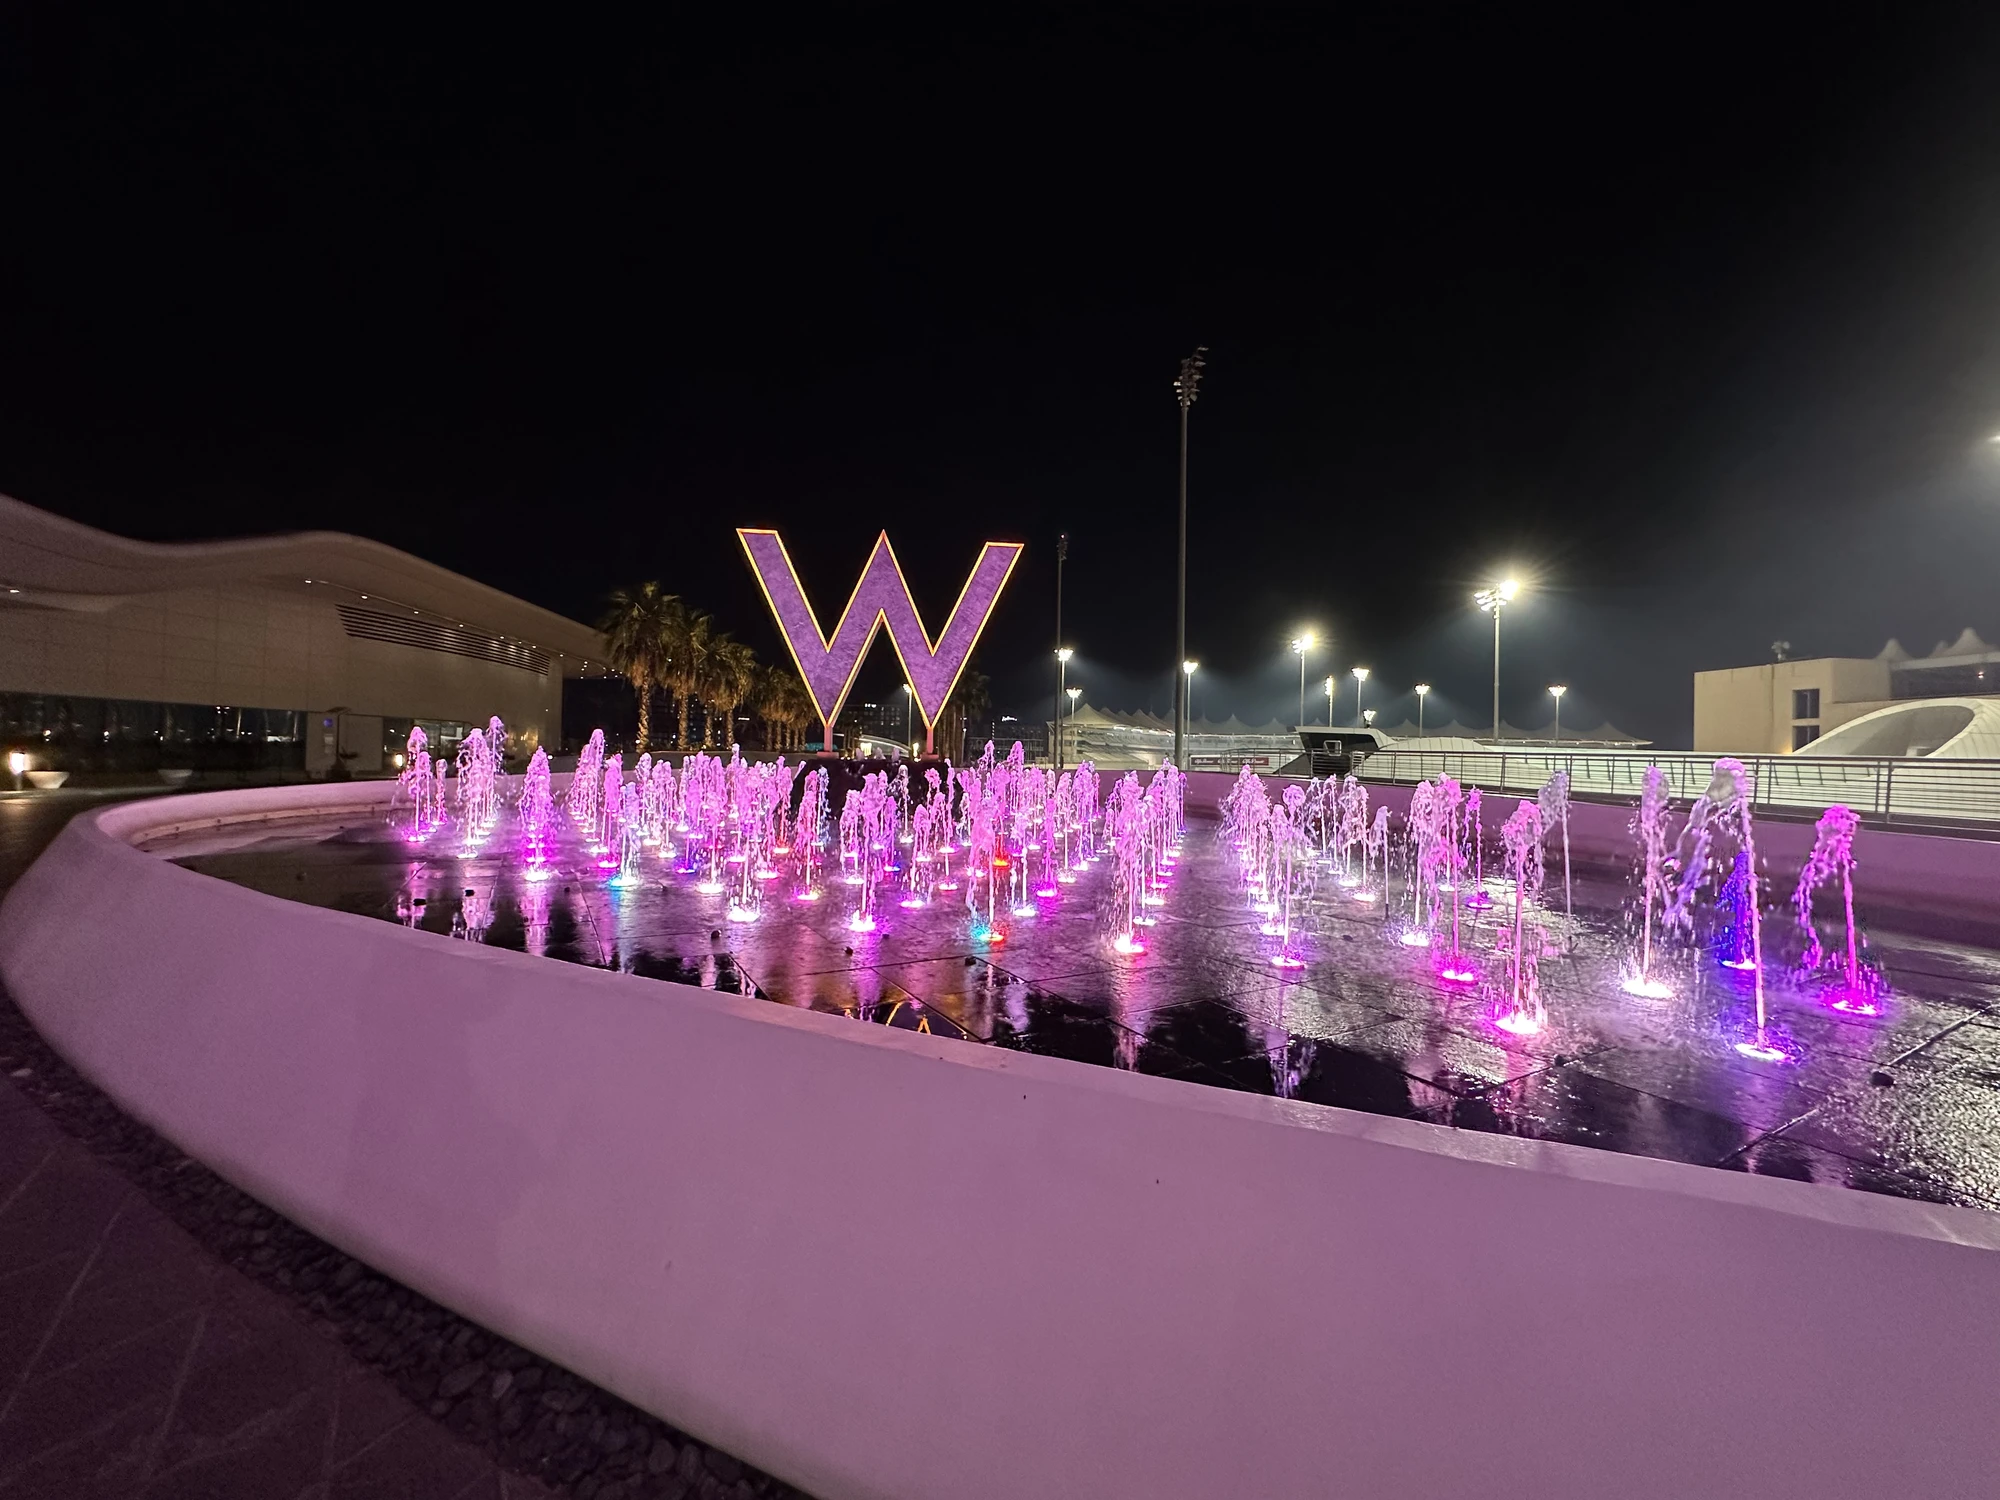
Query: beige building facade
0 494 606 777
1693 630 2000 755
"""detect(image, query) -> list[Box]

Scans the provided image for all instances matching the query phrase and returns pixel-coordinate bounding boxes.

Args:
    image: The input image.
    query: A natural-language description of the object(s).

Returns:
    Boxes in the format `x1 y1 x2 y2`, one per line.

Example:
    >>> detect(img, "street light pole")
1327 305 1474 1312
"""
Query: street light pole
1324 675 1334 726
1473 579 1521 745
1291 632 1314 728
1492 607 1501 740
1064 685 1081 764
1055 647 1074 769
1182 660 1198 748
1414 683 1430 737
1173 348 1206 771
902 684 912 752
1549 684 1566 745
1054 533 1067 767
1352 666 1370 727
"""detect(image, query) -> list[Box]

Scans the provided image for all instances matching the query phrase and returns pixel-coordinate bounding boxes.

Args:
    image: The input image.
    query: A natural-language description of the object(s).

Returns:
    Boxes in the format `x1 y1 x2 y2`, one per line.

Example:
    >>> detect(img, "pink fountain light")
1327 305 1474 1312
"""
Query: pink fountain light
1494 798 1547 1036
1621 765 1676 999
1792 804 1881 1015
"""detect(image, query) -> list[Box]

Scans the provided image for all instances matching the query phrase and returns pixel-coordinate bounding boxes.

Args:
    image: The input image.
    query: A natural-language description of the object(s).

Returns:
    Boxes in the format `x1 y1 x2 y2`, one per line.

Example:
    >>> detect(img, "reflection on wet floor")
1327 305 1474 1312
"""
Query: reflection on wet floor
170 813 2000 1212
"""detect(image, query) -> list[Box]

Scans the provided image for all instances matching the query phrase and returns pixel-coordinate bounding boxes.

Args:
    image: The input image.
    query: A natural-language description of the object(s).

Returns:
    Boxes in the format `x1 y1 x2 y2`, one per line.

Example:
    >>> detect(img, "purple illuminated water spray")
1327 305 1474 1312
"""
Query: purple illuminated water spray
1793 805 1875 1013
1496 799 1547 1034
1623 766 1674 998
518 748 555 878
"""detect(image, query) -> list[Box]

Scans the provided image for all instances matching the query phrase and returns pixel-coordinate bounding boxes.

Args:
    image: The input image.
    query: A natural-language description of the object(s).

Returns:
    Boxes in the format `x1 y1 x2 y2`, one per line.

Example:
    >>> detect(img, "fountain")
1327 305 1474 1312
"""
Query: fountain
1793 804 1879 1014
519 748 556 880
794 766 827 901
397 725 442 842
569 730 605 833
1263 783 1311 968
1398 781 1444 947
1538 769 1572 939
1622 765 1675 998
1463 786 1492 908
1493 798 1547 1035
613 783 646 890
1670 758 1781 1061
1434 778 1477 983
455 728 500 853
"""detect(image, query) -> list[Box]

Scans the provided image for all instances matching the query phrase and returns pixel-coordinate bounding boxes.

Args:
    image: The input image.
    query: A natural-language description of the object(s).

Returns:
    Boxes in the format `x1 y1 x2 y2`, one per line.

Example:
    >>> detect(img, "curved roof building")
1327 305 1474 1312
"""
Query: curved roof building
1796 698 2000 759
0 494 606 776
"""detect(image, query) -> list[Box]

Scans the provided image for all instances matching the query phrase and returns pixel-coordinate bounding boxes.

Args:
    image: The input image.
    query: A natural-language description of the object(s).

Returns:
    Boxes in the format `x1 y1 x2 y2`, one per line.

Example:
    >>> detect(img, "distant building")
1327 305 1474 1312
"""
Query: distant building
831 697 923 759
0 494 606 778
1694 630 2000 754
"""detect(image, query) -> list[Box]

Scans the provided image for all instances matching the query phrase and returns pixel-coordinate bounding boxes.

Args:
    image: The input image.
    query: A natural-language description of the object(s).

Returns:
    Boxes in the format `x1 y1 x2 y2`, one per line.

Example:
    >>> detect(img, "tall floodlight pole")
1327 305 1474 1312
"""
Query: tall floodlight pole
1173 347 1207 770
1352 666 1370 727
1473 578 1521 745
1415 683 1431 737
1055 647 1074 769
1549 683 1566 745
1054 533 1068 767
1291 632 1314 728
1324 675 1334 726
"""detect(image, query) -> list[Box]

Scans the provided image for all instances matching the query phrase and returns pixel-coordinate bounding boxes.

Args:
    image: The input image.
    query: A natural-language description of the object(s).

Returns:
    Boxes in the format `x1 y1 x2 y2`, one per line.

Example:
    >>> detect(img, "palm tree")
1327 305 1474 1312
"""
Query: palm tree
704 639 759 750
598 583 680 752
754 665 816 750
664 609 715 751
940 666 990 762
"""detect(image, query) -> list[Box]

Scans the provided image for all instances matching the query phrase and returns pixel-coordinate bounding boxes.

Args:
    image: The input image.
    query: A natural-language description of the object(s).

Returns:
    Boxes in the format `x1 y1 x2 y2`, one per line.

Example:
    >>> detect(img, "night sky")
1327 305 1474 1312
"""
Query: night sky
5 10 2000 746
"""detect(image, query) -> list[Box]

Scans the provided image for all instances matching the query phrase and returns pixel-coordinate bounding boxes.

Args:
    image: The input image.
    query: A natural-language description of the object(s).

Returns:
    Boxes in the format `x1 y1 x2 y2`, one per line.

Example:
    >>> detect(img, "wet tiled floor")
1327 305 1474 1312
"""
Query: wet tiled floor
170 811 2000 1212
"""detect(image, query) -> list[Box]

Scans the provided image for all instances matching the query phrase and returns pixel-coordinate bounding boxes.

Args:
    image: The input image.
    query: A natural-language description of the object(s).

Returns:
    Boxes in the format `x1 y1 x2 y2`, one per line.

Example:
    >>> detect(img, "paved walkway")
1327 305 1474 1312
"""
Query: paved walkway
0 1077 557 1499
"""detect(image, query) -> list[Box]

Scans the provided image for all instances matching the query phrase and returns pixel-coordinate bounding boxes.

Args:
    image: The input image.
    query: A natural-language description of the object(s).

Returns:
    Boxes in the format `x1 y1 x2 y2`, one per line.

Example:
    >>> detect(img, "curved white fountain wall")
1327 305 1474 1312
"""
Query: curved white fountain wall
3 782 1999 1500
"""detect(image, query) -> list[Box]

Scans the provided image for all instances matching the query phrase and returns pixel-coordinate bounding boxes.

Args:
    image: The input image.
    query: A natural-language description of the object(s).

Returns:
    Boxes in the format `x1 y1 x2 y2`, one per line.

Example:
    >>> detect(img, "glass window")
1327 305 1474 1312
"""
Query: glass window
1792 688 1820 721
1792 724 1821 750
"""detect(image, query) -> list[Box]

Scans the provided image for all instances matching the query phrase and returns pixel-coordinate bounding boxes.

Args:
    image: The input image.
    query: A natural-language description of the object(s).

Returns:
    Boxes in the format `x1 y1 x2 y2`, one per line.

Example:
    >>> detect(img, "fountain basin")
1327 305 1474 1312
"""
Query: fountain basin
2 781 1999 1500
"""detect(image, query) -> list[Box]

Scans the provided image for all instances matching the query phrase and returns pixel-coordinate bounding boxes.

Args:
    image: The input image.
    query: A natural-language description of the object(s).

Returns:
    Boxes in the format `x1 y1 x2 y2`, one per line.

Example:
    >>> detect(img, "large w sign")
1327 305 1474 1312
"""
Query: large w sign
738 528 1023 753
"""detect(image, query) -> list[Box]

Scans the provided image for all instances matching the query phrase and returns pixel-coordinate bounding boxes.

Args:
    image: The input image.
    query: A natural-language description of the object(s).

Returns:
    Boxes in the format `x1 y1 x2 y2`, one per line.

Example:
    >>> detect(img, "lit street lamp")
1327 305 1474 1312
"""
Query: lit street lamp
1323 675 1334 726
1473 578 1522 744
1054 533 1068 764
1362 708 1377 729
1549 683 1566 746
1173 348 1207 771
1351 666 1370 727
1182 660 1198 741
1055 647 1075 769
901 683 913 752
1064 684 1081 763
1291 632 1315 728
1414 683 1431 737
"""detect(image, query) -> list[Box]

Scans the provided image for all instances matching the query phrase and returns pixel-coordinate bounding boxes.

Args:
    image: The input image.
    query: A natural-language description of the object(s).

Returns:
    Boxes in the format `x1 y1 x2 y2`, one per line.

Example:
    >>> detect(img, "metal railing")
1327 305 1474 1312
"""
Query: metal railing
1349 748 2000 833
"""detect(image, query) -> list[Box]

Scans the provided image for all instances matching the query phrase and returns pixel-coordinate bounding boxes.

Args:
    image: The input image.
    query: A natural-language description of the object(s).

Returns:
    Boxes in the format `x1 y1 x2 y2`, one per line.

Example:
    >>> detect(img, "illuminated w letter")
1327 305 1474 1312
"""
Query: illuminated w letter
737 529 1023 748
